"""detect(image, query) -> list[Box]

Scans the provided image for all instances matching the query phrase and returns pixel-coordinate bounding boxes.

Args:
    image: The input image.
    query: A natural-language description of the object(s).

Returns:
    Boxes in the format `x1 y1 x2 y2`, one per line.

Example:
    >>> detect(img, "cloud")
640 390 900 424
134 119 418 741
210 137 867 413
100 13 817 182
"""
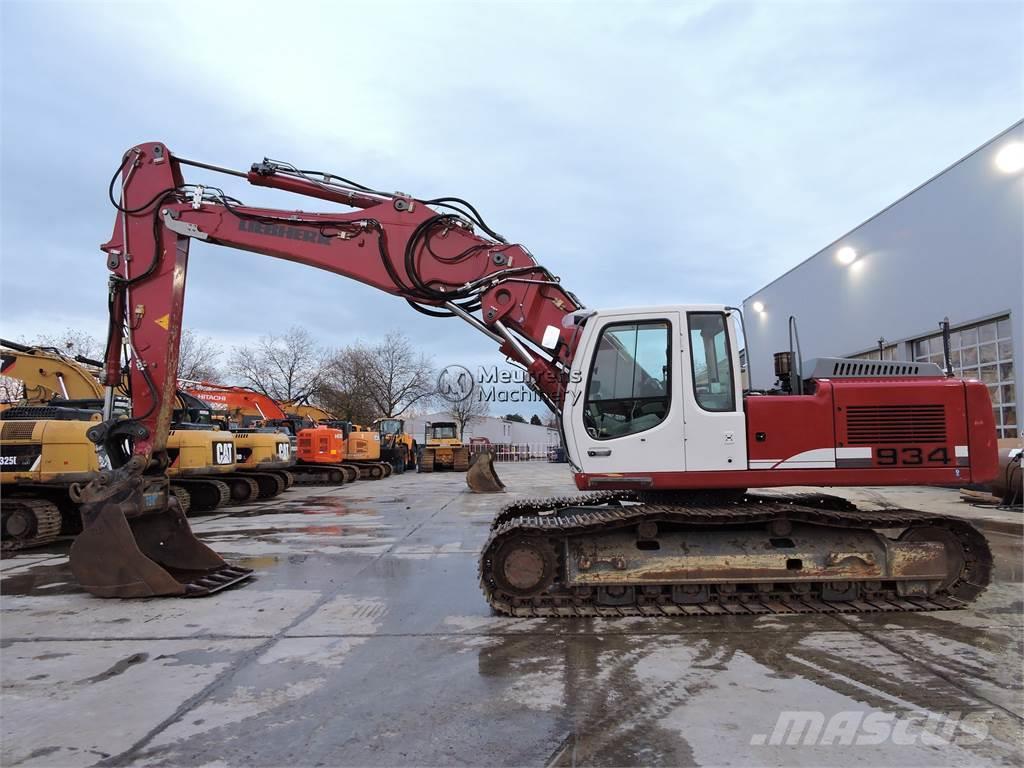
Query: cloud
1 0 1021 394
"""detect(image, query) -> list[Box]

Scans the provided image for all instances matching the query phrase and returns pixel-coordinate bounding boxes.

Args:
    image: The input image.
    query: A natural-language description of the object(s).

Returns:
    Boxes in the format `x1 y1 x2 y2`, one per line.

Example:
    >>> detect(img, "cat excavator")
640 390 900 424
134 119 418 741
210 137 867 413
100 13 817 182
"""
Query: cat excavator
71 142 997 615
0 341 273 549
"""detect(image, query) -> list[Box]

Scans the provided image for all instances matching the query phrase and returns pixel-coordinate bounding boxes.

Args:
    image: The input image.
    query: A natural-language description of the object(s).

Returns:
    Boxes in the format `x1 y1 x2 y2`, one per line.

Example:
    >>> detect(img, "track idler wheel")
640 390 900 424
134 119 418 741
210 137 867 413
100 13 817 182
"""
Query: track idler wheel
466 451 505 494
69 458 246 598
251 473 286 499
899 523 989 601
227 476 260 504
490 535 557 598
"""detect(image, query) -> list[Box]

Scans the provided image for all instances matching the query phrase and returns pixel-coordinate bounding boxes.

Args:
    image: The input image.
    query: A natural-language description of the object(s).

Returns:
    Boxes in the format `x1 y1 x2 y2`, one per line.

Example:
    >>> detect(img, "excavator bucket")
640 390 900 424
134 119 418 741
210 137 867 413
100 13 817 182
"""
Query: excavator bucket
466 451 505 493
69 458 252 598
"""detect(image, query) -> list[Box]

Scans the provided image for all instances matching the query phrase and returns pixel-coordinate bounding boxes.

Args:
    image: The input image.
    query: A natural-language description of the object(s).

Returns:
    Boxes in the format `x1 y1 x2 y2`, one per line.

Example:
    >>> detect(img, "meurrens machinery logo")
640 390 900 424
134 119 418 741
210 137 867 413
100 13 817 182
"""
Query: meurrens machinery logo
750 710 990 747
436 364 583 404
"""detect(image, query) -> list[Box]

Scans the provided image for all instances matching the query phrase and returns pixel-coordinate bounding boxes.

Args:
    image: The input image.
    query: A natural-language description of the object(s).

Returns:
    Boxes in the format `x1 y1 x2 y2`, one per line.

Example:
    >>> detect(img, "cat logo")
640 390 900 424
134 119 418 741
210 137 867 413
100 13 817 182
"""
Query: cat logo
276 443 290 461
213 442 234 465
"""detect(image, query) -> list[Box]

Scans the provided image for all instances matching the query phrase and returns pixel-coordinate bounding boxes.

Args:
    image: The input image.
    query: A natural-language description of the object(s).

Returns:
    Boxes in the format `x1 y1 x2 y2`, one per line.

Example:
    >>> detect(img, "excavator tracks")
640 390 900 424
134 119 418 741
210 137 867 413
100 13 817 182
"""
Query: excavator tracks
348 462 390 480
170 486 192 516
171 479 230 514
274 470 296 489
292 464 358 486
479 494 992 618
241 471 286 499
1 498 63 551
225 475 261 504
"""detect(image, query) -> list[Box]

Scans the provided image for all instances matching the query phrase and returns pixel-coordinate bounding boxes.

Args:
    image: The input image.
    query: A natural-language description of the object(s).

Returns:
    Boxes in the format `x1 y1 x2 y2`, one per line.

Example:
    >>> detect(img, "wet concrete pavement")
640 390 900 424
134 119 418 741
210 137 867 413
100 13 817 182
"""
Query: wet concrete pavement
2 464 1022 767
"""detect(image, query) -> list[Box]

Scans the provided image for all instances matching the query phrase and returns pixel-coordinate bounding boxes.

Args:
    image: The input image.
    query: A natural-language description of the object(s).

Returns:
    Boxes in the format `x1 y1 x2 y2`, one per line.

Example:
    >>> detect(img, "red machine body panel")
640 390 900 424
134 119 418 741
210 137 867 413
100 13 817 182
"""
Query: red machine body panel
576 376 999 491
744 383 836 467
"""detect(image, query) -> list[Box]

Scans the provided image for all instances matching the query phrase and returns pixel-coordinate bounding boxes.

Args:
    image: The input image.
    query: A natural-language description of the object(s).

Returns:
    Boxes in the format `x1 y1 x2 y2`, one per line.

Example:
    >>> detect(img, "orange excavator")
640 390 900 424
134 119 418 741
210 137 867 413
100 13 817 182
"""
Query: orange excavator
69 143 996 616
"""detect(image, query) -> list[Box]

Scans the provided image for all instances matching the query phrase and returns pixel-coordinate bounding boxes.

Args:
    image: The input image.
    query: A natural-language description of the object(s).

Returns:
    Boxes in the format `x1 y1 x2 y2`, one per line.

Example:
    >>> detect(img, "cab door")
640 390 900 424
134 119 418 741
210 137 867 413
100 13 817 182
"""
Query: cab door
681 310 746 472
566 311 685 473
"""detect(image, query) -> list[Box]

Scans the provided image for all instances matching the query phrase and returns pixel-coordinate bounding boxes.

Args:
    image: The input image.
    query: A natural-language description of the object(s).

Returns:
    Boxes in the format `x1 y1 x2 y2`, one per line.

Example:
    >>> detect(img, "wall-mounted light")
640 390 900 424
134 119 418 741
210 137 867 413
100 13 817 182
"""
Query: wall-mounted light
995 141 1024 174
752 300 765 313
836 246 857 266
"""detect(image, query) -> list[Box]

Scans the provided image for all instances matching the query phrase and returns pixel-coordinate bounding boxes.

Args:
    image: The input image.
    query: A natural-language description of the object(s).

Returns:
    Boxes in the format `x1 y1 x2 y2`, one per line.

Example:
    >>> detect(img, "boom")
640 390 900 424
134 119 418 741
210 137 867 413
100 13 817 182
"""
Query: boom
1 339 103 402
99 142 581 467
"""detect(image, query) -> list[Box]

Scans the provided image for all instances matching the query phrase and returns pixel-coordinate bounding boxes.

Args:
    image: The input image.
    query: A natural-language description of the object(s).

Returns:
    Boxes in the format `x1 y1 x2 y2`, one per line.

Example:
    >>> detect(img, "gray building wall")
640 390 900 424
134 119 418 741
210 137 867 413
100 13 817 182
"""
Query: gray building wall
742 121 1023 436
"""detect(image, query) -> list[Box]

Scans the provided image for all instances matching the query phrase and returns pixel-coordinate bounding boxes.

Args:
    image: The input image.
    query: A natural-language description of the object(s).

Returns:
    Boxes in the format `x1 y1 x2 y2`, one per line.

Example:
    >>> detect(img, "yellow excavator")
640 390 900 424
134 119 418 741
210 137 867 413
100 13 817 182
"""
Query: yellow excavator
345 423 393 478
0 342 286 547
1 341 165 549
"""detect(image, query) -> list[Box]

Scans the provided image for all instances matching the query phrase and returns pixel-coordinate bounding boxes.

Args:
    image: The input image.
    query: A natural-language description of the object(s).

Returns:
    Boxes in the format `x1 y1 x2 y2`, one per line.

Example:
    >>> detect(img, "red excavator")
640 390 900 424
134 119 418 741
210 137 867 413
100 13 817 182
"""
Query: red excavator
71 142 997 614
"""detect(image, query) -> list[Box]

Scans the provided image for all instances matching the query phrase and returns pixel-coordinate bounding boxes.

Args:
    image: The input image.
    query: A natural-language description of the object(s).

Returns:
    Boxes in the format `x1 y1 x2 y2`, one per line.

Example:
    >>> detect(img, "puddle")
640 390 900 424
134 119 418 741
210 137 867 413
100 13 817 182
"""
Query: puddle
231 496 381 518
1 561 80 597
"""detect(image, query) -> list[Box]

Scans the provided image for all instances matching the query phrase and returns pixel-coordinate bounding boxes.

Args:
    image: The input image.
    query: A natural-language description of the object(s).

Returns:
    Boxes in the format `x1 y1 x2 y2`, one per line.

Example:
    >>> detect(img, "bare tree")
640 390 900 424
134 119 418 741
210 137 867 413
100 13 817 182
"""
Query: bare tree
315 382 378 425
228 326 332 402
178 329 223 381
445 392 490 438
31 328 104 361
0 376 23 403
335 331 434 418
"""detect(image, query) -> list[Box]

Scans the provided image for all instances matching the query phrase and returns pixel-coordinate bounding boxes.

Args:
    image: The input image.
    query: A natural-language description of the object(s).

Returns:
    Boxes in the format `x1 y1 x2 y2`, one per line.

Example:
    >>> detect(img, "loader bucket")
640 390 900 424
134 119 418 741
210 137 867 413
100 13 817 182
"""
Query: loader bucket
69 458 252 598
466 451 505 493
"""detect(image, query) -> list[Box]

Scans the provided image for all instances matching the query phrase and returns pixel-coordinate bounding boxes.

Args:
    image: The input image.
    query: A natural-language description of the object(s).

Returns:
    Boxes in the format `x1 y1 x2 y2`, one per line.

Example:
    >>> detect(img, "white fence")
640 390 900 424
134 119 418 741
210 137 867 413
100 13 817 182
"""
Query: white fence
468 443 560 461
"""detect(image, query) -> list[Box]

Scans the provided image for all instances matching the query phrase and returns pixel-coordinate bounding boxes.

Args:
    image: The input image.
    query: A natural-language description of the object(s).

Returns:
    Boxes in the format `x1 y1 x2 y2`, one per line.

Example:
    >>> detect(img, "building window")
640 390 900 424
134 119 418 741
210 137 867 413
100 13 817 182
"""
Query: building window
912 316 1016 438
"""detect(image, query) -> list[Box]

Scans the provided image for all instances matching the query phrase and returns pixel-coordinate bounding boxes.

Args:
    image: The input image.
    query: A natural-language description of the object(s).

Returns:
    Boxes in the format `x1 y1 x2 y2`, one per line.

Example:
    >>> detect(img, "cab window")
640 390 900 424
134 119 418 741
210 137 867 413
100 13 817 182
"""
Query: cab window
584 320 670 440
687 312 736 412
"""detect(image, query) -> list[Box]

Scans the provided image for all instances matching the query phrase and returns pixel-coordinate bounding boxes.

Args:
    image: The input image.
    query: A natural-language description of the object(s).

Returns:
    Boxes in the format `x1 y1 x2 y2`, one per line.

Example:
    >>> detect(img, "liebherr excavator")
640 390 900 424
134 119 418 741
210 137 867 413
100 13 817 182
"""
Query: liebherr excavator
73 142 997 614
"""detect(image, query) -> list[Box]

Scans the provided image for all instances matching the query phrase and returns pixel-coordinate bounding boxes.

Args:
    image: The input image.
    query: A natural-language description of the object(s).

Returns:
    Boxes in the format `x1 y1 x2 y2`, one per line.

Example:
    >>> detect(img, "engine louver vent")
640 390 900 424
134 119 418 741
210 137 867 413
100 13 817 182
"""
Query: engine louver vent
846 405 946 445
1 421 37 440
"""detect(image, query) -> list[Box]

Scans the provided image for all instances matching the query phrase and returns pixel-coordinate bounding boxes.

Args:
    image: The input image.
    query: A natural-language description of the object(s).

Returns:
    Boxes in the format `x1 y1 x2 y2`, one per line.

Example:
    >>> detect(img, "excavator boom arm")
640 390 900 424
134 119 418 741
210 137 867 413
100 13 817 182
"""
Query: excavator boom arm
0 339 104 402
101 143 582 464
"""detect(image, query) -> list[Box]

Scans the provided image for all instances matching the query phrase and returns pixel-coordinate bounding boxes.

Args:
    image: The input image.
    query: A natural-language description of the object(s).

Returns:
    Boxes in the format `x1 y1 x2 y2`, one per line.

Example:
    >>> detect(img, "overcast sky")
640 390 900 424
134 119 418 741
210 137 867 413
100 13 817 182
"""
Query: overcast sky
2 1 1021 400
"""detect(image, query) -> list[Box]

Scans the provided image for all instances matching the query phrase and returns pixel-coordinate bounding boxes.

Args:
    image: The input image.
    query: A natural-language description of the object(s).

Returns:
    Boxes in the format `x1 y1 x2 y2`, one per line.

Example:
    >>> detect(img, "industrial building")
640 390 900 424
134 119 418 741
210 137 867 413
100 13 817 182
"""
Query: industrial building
404 411 560 451
743 121 1023 438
